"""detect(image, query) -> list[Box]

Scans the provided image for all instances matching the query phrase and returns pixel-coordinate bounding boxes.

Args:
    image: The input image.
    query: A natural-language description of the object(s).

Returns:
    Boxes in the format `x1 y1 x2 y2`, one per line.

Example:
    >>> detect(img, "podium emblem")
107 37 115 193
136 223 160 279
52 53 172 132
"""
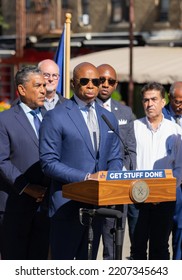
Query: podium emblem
130 180 149 203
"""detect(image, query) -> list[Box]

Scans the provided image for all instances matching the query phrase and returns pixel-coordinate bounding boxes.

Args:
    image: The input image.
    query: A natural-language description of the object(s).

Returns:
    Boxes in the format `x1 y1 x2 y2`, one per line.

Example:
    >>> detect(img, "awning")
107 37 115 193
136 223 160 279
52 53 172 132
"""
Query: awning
70 46 182 84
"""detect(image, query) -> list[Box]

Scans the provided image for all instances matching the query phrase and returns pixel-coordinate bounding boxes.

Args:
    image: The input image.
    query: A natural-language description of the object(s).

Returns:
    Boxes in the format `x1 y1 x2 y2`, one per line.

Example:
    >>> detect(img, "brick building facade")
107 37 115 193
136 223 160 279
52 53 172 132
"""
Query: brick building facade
1 1 182 36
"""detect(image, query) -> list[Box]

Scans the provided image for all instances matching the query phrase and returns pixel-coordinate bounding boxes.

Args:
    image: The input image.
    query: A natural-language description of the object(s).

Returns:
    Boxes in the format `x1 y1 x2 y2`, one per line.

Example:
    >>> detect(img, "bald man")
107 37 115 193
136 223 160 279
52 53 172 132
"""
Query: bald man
38 59 65 113
39 62 123 259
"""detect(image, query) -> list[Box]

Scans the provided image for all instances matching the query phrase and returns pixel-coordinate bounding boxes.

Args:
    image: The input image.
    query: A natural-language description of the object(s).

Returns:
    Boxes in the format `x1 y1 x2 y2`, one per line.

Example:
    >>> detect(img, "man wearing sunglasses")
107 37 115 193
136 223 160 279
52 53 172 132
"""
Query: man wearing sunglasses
38 59 65 113
163 81 182 259
39 62 123 260
96 64 137 260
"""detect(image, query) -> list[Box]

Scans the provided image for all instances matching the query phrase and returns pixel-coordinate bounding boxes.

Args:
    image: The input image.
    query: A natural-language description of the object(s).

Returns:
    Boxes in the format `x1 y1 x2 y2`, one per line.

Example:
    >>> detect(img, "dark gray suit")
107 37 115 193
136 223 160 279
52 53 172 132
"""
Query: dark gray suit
0 104 50 259
110 99 136 170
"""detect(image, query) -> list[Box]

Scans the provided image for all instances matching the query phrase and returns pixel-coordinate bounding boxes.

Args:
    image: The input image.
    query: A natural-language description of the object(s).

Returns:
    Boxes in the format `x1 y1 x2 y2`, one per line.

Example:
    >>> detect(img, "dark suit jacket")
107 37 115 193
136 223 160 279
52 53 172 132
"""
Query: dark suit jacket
110 99 136 170
0 104 49 212
0 104 51 259
162 103 173 121
39 98 123 217
163 103 182 229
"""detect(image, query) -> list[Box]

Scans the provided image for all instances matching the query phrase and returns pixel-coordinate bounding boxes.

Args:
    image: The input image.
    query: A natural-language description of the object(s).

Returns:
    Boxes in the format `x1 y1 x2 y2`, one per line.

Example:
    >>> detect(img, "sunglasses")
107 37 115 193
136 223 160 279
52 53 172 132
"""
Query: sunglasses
100 77 117 87
77 78 101 87
43 73 60 80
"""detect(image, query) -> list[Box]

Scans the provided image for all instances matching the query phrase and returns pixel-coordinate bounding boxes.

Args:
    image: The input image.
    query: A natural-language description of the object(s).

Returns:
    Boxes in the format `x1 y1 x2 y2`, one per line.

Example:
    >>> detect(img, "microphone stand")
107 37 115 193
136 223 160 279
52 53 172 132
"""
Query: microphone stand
115 212 124 260
88 215 94 260
79 207 123 260
79 208 96 260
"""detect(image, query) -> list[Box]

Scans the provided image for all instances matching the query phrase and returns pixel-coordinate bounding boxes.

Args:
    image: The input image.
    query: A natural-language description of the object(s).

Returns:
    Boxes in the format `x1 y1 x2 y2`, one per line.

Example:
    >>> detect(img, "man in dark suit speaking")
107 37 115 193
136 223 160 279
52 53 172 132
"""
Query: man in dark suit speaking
39 62 123 260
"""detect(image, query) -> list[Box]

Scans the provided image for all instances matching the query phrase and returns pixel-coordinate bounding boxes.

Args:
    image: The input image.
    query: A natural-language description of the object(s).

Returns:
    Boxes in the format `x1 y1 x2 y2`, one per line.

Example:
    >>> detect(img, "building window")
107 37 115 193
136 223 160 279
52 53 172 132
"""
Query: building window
158 0 169 22
80 0 90 26
62 0 69 9
26 0 34 10
26 0 50 12
110 0 129 24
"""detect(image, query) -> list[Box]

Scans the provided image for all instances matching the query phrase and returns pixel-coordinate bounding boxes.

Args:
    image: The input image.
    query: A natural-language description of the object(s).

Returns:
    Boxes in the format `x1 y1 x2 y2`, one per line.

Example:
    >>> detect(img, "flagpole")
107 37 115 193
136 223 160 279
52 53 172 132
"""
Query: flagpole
65 13 72 99
128 0 134 109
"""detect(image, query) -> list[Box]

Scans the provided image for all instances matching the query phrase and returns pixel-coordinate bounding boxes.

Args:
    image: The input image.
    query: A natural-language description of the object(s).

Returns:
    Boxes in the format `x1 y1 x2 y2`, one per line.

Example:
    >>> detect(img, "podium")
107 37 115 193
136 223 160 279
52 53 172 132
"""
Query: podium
63 169 176 260
62 169 176 205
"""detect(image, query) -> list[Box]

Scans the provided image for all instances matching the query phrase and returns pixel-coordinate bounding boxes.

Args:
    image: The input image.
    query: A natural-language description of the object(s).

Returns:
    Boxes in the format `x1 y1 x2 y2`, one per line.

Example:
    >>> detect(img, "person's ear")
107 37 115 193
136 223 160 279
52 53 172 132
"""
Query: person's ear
70 79 75 90
17 84 26 96
114 81 118 90
162 98 166 108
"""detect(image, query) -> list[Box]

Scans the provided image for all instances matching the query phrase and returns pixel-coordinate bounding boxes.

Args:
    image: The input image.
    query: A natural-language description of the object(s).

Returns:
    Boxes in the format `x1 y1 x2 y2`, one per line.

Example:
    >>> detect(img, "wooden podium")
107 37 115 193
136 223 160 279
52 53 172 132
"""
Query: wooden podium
62 169 176 205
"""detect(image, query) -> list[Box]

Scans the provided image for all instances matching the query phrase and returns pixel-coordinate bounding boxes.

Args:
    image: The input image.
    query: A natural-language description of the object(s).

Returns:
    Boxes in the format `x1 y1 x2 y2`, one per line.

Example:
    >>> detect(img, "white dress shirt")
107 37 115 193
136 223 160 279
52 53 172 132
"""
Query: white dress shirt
96 97 111 112
134 115 182 187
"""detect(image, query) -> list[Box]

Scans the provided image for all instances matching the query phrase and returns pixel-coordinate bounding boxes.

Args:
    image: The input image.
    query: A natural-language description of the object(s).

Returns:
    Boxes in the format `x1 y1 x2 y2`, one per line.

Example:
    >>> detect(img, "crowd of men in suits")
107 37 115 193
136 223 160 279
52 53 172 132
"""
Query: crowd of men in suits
0 59 182 260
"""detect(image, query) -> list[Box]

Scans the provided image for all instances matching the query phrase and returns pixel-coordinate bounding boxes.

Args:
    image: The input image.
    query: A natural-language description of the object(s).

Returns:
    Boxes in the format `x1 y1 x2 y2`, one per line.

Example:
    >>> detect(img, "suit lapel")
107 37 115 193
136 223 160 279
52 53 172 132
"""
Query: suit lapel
67 101 96 157
14 105 39 147
95 103 109 153
111 99 120 117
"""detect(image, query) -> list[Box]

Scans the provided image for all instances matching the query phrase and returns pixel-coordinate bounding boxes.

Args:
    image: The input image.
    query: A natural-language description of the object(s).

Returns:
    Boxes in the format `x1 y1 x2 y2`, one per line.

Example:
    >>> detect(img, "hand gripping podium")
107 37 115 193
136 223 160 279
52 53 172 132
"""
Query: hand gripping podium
62 169 176 205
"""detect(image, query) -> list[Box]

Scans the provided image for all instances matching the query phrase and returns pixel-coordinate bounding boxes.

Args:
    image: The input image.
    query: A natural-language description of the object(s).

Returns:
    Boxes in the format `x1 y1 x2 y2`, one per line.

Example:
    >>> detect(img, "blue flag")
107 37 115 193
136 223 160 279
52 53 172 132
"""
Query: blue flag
54 26 65 96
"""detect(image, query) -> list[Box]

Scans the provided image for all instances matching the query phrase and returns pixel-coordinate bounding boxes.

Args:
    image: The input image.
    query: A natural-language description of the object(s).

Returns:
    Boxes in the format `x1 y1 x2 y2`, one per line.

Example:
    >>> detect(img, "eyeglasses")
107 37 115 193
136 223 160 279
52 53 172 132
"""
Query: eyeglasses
43 73 60 80
76 78 101 87
100 77 117 87
172 99 182 106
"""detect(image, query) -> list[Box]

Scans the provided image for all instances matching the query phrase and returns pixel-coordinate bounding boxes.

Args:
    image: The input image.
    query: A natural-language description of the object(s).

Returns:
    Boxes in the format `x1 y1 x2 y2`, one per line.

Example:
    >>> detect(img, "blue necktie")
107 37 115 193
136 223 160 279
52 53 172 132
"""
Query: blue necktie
30 109 41 135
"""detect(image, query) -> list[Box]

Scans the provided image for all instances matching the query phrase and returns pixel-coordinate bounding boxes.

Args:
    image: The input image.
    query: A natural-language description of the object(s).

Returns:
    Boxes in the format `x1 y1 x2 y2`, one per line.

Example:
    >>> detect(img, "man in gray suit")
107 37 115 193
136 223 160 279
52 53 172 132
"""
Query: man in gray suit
97 64 137 259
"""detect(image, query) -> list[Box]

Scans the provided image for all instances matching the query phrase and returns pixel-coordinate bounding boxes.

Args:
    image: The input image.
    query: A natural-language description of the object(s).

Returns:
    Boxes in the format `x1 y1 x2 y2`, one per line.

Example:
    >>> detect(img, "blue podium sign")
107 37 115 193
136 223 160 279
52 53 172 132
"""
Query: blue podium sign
107 170 166 180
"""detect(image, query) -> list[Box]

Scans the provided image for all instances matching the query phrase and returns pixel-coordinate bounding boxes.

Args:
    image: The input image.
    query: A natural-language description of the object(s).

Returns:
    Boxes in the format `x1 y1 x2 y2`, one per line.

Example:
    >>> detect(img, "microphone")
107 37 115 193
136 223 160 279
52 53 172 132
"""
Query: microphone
96 207 122 219
101 114 133 170
79 208 97 217
101 114 116 132
80 207 122 219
